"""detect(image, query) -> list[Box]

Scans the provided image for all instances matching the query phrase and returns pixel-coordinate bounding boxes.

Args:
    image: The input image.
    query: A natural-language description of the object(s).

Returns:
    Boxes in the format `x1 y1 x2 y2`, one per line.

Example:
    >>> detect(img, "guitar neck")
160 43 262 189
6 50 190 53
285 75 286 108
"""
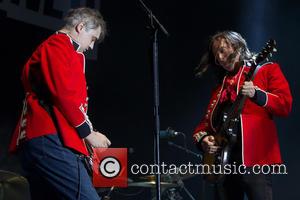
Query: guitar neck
217 63 258 134
85 141 94 156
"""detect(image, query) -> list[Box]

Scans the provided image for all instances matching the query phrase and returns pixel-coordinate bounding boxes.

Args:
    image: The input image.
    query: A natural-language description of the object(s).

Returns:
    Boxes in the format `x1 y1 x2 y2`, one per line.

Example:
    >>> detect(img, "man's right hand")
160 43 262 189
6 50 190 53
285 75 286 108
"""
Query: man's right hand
85 130 111 148
201 135 220 154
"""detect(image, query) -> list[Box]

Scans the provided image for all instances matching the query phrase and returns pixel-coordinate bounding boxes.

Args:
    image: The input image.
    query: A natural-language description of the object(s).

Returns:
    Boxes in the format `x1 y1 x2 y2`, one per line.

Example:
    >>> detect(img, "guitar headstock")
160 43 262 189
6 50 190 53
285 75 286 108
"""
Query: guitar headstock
251 39 277 65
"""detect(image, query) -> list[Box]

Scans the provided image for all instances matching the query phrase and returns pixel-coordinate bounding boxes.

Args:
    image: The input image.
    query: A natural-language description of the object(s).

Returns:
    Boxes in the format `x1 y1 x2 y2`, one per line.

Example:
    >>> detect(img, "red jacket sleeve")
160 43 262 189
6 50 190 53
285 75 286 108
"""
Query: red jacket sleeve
255 63 292 117
39 35 92 137
193 91 217 145
193 117 209 142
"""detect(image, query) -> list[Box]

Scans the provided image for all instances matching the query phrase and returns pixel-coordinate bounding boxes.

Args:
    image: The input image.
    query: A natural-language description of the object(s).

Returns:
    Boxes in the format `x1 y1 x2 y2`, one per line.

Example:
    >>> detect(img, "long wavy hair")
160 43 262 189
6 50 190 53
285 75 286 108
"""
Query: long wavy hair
195 31 254 82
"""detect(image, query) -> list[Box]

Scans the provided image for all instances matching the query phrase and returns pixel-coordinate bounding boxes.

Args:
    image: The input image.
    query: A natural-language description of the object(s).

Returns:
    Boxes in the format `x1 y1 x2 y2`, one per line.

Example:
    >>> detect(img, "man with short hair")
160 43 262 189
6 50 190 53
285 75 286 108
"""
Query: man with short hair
9 7 110 200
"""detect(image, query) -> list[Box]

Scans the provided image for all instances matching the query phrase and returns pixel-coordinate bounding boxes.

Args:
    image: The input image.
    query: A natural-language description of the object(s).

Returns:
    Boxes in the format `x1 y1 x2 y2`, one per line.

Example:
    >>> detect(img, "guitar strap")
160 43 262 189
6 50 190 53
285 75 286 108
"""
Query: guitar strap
253 62 273 77
253 64 262 77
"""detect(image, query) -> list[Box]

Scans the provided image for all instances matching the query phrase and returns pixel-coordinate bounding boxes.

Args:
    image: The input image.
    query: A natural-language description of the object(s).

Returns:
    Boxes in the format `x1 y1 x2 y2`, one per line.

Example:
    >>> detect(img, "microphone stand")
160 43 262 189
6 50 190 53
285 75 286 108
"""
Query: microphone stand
169 171 196 200
137 1 169 200
181 184 196 200
176 178 196 200
167 142 205 200
167 141 202 160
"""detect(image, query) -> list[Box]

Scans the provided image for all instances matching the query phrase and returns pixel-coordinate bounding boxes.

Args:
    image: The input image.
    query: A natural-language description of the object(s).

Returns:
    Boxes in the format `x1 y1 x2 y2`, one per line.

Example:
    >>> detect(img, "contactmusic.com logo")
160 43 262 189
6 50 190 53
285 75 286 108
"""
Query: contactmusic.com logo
92 148 128 187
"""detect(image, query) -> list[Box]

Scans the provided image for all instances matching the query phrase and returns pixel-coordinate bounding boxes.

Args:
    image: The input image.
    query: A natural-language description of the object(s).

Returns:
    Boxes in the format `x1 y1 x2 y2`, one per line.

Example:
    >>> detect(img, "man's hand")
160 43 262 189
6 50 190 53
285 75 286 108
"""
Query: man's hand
241 81 256 98
201 135 220 154
85 130 111 148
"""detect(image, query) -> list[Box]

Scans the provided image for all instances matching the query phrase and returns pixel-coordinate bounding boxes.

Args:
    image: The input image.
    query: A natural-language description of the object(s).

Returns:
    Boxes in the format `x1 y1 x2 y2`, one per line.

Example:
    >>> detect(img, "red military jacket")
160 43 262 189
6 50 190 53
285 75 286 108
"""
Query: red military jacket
9 33 93 156
193 62 292 166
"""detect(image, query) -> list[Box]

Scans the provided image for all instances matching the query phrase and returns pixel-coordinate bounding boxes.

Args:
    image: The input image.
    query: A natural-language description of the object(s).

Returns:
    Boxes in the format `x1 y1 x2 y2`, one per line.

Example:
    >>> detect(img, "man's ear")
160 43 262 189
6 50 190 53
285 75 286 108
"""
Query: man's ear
75 22 85 34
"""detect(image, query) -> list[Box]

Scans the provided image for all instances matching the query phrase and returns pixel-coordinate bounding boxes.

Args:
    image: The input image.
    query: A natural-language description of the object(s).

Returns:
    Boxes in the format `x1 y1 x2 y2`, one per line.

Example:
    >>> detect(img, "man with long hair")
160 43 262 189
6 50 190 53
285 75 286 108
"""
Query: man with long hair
9 7 110 200
193 31 292 200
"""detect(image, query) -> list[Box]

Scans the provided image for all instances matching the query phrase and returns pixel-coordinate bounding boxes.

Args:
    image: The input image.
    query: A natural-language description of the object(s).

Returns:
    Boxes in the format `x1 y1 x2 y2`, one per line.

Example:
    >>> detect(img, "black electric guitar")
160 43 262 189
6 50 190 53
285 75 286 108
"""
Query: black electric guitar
202 39 277 183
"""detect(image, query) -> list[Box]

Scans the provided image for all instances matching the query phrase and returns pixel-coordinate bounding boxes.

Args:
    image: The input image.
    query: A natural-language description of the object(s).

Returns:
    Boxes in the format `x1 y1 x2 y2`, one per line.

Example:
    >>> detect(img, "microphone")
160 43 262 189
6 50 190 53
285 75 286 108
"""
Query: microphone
159 128 182 139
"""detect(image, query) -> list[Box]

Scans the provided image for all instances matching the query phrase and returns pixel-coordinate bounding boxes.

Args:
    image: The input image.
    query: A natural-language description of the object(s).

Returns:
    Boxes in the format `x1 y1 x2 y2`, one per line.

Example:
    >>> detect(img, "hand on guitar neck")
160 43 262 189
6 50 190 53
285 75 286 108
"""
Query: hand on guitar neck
241 81 256 98
85 130 111 148
201 135 220 154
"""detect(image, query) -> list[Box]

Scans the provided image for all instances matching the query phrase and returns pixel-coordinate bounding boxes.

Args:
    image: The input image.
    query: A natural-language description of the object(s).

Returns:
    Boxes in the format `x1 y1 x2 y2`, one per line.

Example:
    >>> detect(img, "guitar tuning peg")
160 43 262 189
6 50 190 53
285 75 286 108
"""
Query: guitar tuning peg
266 58 269 61
273 48 277 52
269 53 273 57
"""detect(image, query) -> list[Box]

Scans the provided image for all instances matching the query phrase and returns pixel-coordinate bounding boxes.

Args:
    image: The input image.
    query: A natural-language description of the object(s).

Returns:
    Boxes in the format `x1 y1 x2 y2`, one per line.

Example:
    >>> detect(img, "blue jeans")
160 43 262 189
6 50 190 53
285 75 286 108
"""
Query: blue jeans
19 134 100 200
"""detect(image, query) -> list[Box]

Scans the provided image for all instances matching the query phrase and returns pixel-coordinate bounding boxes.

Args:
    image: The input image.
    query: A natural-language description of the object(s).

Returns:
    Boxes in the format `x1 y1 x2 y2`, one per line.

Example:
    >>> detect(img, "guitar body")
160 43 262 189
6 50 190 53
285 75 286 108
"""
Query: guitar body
202 134 228 183
202 119 238 183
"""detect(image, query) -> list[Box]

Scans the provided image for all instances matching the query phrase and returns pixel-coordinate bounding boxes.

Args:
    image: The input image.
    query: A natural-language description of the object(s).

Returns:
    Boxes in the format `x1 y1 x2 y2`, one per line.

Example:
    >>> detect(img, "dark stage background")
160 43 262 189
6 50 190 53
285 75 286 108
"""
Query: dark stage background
1 0 300 199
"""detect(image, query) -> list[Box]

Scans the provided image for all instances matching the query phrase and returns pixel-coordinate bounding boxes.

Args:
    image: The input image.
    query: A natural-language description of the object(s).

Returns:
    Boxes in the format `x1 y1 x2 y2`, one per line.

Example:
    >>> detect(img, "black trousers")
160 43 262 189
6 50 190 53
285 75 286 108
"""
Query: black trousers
215 171 273 200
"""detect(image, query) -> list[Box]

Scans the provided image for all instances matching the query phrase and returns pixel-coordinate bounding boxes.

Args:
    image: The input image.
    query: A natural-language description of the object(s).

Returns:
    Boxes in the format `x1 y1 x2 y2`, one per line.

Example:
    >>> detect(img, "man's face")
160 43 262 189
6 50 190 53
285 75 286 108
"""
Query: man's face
77 25 101 53
212 37 239 72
